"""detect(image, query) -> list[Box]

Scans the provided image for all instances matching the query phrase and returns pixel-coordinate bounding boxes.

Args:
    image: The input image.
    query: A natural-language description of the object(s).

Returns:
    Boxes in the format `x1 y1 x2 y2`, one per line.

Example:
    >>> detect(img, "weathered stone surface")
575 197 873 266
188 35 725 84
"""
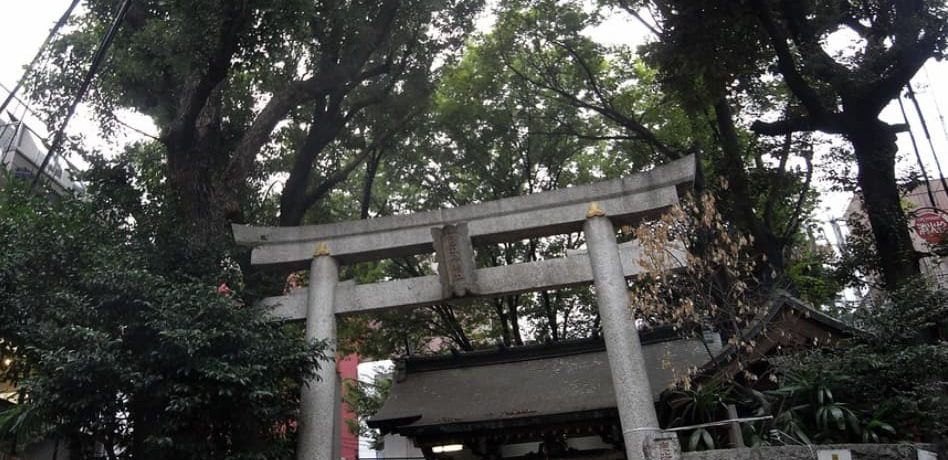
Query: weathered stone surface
431 223 478 298
682 444 931 460
258 239 687 320
585 215 660 460
645 432 682 460
233 155 694 267
297 256 339 460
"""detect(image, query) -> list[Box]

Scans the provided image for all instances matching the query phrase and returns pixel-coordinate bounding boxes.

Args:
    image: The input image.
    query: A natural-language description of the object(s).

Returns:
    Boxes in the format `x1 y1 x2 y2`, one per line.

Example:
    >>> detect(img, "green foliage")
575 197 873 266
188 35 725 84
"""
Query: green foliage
651 259 946 447
785 243 841 307
333 0 729 358
0 402 44 452
769 281 948 444
28 0 487 272
638 1 768 110
0 185 325 459
342 376 392 451
855 279 948 343
485 0 701 167
766 369 862 444
660 383 732 451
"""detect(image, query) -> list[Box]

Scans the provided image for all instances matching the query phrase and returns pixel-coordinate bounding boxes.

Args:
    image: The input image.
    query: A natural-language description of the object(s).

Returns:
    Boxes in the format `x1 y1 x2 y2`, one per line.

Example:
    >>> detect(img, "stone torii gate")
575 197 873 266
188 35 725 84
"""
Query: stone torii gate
232 155 695 460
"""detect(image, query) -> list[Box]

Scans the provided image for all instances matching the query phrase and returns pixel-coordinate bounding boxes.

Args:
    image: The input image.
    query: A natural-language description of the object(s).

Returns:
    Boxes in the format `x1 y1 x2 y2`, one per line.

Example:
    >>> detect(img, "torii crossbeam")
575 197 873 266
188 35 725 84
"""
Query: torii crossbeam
233 155 695 460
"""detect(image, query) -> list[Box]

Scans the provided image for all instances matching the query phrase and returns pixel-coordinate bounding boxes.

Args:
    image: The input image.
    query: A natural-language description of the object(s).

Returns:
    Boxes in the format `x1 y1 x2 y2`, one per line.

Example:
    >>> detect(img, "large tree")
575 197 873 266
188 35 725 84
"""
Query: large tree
32 0 482 277
336 14 635 355
640 0 948 289
480 0 822 284
335 0 838 356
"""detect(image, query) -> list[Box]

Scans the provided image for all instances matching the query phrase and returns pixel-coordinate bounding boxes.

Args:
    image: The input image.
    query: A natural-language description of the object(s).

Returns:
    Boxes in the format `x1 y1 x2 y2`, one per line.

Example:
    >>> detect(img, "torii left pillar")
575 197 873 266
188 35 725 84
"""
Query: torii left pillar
297 247 340 460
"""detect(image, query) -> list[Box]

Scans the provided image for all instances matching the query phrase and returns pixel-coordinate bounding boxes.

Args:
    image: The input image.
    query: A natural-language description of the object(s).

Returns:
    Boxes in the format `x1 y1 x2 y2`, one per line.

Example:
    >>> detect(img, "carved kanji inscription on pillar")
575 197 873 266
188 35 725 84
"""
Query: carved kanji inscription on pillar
431 223 479 298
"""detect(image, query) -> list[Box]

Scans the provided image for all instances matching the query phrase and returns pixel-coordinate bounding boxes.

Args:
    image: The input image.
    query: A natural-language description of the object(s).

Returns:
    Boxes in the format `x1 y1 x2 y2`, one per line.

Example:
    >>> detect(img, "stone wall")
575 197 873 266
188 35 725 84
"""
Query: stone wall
682 444 937 460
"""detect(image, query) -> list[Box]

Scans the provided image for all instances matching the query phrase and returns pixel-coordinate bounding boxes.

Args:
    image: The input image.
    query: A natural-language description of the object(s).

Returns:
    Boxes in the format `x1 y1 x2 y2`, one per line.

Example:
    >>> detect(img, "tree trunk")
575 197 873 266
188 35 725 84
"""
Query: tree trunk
506 295 524 346
129 396 164 460
847 118 920 289
278 107 347 226
66 433 81 460
163 147 238 281
540 290 558 342
713 101 786 277
493 298 512 346
361 150 383 219
162 86 241 281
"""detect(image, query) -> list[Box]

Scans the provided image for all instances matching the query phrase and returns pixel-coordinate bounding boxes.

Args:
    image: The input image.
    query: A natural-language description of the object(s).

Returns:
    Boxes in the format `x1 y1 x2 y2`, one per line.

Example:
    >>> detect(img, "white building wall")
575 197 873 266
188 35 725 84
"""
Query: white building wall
358 361 425 460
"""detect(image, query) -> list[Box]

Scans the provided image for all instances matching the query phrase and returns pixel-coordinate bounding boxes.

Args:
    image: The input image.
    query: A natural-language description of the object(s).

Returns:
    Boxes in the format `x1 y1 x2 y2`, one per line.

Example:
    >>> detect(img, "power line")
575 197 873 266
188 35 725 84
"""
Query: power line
0 0 81 115
898 94 937 207
1 104 29 165
30 0 133 191
906 83 948 202
0 82 51 132
922 65 948 149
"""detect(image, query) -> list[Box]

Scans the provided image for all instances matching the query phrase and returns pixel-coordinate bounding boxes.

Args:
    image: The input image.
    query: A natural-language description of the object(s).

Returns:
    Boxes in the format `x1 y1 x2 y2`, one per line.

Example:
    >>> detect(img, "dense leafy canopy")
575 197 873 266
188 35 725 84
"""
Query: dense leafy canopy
0 185 324 459
30 0 485 279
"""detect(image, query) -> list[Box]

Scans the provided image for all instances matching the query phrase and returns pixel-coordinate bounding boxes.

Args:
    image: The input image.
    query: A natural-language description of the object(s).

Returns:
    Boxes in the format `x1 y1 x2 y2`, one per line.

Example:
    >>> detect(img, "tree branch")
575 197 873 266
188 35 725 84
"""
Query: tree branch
163 1 250 151
751 0 832 122
863 28 943 113
360 148 384 219
299 107 420 217
781 145 814 242
504 58 682 161
778 0 853 92
616 0 662 36
224 0 401 188
750 115 843 136
762 129 793 230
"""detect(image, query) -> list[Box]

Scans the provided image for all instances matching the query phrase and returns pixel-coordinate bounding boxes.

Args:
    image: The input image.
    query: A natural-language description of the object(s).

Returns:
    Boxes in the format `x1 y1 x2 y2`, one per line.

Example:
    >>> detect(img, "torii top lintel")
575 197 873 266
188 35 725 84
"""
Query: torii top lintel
233 155 695 268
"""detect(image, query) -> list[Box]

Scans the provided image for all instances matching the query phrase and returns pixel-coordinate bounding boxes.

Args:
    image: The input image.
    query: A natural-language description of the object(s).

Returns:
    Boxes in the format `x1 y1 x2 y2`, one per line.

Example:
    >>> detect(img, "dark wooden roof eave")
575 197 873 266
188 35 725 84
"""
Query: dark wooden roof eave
379 408 622 442
402 328 685 374
693 291 855 381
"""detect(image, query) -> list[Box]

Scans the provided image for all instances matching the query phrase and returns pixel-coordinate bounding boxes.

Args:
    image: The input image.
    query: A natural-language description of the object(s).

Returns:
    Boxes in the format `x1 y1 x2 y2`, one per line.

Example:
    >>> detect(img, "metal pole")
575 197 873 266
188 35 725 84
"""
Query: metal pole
584 206 661 459
298 251 340 460
726 404 745 448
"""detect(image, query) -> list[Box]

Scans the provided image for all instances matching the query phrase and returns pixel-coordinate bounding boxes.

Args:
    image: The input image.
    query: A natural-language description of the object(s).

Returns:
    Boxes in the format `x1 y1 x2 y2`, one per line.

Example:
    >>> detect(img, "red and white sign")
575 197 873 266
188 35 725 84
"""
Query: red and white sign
914 211 948 245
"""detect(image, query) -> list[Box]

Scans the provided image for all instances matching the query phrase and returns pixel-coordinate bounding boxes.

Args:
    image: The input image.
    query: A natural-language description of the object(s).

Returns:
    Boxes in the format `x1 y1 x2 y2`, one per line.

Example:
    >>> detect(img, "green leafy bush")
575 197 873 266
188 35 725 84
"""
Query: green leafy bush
0 185 325 459
769 281 948 444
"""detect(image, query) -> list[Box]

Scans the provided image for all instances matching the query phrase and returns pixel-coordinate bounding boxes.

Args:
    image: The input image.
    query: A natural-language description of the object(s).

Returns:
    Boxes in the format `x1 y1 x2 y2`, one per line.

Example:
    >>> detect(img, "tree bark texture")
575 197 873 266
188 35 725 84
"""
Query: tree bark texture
846 118 920 288
713 100 786 276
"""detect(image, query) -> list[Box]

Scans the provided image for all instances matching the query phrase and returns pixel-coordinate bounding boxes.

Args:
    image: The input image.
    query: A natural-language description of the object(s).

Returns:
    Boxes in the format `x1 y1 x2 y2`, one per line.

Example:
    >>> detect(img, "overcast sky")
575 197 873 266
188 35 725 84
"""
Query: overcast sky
2 1 948 226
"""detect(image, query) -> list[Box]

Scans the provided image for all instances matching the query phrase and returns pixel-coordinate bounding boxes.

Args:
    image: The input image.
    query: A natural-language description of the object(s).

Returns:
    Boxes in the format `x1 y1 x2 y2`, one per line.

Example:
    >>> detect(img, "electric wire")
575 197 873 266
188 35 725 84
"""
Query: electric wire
1 103 29 165
922 65 948 148
0 0 81 115
0 82 53 131
906 83 948 202
898 95 937 208
30 0 133 191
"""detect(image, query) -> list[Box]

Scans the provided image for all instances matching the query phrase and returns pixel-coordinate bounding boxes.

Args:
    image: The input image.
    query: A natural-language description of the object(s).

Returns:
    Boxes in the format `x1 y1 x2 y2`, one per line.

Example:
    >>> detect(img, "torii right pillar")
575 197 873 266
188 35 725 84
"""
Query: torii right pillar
584 204 661 460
